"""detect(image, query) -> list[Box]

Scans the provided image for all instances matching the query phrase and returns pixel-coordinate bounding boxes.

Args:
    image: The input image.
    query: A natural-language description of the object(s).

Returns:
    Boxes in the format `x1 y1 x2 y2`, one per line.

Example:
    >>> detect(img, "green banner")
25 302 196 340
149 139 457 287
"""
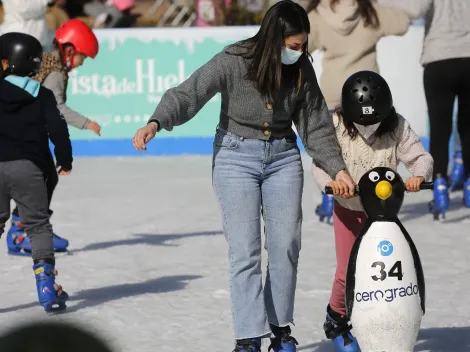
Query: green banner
66 26 258 140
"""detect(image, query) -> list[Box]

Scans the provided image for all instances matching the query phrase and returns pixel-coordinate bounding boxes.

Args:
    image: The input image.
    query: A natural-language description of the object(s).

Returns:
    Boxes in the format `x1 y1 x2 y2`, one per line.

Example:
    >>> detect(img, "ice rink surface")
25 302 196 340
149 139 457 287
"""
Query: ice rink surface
0 154 469 352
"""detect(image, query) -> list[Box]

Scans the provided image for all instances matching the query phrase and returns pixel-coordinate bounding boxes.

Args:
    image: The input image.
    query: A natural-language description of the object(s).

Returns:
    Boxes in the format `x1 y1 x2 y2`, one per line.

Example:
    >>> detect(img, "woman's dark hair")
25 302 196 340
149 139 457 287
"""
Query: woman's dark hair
335 104 399 140
306 0 379 28
230 0 311 103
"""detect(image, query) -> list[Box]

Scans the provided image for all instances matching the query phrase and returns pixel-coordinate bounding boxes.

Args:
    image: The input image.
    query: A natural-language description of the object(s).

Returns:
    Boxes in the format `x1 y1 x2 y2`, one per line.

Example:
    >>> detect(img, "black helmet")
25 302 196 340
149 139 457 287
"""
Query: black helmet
340 71 393 126
0 32 43 77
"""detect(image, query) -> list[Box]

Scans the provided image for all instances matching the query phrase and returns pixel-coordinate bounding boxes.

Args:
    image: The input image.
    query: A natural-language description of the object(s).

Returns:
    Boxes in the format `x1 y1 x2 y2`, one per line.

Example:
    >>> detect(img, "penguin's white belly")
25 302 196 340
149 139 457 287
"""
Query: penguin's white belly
349 221 422 352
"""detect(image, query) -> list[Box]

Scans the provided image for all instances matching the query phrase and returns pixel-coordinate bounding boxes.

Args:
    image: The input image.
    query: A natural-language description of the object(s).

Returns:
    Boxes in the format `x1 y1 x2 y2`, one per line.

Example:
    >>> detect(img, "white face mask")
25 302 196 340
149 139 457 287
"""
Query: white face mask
353 122 381 140
281 47 302 65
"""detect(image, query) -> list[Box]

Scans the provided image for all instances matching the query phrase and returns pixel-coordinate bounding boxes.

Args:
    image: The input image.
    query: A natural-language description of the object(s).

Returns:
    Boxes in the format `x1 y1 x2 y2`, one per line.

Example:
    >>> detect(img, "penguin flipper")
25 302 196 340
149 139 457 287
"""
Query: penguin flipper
395 219 426 314
345 220 372 319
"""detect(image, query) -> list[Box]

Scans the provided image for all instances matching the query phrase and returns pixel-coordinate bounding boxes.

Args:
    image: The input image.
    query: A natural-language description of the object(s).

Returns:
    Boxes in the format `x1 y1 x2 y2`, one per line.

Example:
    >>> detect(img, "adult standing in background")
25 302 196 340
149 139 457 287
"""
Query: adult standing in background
0 0 53 48
133 1 355 351
305 0 410 224
378 0 470 215
306 0 410 113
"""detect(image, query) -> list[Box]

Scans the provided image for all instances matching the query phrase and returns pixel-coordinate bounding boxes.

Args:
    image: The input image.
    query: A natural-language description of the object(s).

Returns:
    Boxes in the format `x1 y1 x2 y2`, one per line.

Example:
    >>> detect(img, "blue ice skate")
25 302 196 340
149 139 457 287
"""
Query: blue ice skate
233 338 261 352
449 152 465 191
323 306 359 352
6 215 32 256
315 192 334 224
7 214 69 256
33 262 68 313
428 175 449 220
463 177 470 208
268 325 298 352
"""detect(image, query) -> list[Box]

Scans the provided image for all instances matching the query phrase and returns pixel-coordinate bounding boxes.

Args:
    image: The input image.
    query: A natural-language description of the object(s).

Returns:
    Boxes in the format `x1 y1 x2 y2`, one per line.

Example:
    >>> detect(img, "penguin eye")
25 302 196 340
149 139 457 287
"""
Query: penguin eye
368 171 380 182
385 171 395 181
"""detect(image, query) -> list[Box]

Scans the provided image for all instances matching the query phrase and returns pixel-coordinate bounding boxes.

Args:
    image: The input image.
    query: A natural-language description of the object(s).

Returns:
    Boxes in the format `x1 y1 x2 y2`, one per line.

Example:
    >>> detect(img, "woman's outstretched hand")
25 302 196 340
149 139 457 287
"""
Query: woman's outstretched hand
133 122 159 150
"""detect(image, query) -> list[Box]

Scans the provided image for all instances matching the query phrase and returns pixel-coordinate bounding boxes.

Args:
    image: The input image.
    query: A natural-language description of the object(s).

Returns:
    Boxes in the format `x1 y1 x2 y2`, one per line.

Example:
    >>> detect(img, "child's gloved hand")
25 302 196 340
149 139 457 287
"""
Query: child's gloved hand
87 121 101 136
405 176 424 192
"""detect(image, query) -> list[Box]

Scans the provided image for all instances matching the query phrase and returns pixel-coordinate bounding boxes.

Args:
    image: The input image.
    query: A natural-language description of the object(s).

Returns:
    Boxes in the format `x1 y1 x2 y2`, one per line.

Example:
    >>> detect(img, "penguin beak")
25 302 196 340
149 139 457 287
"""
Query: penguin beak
375 180 392 200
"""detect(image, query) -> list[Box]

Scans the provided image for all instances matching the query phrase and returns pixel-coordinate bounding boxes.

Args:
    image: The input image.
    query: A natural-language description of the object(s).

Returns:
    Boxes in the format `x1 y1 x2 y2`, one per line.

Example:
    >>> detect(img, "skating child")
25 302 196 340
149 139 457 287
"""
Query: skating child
311 71 433 352
7 19 100 255
0 32 71 311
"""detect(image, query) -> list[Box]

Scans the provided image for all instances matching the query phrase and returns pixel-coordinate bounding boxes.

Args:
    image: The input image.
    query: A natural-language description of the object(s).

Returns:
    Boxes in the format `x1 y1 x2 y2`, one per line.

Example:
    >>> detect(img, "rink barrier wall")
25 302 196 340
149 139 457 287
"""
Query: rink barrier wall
60 23 458 157
63 136 430 156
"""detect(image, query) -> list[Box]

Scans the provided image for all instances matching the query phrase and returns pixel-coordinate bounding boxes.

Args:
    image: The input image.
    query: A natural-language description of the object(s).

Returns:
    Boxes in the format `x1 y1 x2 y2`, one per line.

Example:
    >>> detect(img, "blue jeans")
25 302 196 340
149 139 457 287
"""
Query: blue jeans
212 126 304 339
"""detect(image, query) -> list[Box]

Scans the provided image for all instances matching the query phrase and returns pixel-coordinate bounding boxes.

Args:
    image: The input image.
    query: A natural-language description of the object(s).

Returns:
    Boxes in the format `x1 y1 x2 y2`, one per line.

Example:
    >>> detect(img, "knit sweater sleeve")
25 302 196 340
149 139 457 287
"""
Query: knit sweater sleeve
376 0 432 20
311 161 333 191
374 3 411 37
148 51 227 131
307 11 320 52
396 115 434 181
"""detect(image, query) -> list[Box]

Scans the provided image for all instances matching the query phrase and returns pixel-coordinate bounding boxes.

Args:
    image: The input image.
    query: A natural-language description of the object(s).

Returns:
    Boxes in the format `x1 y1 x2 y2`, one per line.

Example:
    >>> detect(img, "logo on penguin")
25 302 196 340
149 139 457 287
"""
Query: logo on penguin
377 240 393 256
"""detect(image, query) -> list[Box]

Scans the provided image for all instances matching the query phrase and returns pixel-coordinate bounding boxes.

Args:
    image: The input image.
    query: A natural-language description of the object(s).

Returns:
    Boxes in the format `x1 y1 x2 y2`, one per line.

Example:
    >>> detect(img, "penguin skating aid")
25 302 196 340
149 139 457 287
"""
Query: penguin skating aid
325 167 432 352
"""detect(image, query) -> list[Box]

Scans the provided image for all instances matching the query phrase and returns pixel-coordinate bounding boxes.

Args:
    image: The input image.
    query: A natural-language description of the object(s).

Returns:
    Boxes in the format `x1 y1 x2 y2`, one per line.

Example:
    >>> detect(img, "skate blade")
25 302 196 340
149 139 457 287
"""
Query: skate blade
44 302 67 315
45 306 67 316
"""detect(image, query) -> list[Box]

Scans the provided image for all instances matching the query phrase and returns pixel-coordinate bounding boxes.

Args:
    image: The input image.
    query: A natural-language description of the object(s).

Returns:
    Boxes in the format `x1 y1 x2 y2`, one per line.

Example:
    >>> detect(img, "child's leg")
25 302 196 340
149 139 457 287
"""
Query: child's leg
0 164 12 235
7 161 53 260
323 202 367 351
9 161 68 253
329 202 367 316
5 160 68 312
44 162 69 251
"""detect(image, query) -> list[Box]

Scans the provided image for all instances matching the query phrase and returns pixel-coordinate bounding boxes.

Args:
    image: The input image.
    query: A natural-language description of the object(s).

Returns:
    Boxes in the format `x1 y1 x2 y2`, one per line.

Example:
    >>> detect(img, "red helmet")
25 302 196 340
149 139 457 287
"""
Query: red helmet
55 19 99 59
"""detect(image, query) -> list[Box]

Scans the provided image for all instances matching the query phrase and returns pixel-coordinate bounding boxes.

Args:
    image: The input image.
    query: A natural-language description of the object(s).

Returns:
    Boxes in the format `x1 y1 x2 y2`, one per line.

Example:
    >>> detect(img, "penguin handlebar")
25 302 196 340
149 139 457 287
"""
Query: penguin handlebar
324 182 434 195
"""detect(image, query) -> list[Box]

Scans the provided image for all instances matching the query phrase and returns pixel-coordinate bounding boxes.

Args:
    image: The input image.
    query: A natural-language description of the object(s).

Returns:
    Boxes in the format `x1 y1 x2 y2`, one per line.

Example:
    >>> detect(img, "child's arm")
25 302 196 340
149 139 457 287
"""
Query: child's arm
311 161 333 192
42 87 73 172
397 118 433 182
42 72 91 130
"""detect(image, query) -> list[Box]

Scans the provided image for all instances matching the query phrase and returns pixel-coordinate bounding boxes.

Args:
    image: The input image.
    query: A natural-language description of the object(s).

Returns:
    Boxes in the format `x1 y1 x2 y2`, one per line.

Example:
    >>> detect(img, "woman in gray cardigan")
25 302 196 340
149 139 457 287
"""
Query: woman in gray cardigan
133 1 354 351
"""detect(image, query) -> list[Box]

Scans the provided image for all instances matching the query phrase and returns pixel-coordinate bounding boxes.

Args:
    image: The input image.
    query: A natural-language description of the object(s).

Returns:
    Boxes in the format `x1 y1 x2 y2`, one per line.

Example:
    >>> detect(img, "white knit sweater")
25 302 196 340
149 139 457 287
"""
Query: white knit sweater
311 113 434 212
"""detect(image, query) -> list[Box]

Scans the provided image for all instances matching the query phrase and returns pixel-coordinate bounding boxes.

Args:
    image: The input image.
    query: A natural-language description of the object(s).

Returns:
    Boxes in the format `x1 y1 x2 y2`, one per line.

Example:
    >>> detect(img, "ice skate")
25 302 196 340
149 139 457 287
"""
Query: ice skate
428 175 449 220
315 192 334 223
449 151 465 191
233 338 261 352
7 214 69 256
33 261 68 313
268 325 298 352
463 177 470 208
323 305 359 352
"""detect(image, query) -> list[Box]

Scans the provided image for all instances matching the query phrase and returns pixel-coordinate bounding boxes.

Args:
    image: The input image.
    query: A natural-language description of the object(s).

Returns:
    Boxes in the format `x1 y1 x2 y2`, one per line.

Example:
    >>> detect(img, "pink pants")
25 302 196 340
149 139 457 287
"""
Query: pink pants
329 201 367 317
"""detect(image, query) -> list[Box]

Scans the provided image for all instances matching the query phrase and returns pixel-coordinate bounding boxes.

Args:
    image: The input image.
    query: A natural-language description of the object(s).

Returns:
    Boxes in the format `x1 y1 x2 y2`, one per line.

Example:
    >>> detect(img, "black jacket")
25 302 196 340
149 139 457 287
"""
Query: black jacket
0 78 73 172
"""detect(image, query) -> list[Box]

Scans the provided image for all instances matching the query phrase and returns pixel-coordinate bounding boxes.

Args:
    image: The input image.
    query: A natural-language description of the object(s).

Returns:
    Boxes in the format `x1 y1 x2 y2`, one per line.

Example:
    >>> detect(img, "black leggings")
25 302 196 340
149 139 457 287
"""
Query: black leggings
424 58 470 179
12 161 58 218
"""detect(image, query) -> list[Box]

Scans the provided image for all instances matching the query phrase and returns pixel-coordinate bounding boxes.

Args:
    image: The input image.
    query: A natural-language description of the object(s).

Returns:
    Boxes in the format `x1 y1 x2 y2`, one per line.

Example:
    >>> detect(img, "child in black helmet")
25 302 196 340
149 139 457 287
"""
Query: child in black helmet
0 32 71 313
311 71 433 352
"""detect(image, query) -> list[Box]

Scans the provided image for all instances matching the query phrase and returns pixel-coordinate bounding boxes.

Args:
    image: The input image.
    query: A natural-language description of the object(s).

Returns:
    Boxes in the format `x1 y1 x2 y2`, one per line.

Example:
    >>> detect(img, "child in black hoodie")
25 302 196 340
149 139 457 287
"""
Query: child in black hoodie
0 32 71 313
